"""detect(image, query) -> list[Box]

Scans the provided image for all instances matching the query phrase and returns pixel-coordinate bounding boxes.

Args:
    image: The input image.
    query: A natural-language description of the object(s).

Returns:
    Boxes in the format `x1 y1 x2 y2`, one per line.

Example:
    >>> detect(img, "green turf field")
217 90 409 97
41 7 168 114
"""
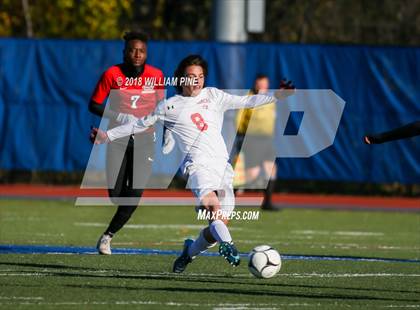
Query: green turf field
0 199 419 309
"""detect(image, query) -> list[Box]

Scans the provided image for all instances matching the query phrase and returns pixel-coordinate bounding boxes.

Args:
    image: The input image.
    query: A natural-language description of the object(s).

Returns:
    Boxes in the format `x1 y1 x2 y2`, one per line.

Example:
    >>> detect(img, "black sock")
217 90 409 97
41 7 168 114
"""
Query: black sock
262 179 275 208
104 205 138 235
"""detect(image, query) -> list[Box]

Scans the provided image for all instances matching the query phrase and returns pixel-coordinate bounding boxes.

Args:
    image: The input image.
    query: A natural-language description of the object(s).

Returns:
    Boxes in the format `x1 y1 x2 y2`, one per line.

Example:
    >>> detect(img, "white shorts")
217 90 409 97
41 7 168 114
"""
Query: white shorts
185 161 235 214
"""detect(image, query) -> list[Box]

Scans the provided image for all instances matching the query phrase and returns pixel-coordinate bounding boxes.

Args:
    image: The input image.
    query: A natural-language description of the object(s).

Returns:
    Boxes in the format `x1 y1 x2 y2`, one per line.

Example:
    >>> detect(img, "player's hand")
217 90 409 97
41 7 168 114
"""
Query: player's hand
116 113 137 124
274 79 296 100
364 135 380 144
90 127 110 144
141 112 159 127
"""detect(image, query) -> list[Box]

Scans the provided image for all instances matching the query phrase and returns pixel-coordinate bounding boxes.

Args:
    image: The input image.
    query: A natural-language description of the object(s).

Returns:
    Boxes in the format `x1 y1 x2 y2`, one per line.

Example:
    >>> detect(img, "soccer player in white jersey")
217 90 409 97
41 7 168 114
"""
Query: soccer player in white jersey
91 55 284 273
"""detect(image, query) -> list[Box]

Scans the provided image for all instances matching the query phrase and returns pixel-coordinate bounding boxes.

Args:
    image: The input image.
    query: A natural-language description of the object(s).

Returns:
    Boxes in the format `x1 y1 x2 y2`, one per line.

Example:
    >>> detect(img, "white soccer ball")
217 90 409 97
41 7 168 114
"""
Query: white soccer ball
248 245 281 279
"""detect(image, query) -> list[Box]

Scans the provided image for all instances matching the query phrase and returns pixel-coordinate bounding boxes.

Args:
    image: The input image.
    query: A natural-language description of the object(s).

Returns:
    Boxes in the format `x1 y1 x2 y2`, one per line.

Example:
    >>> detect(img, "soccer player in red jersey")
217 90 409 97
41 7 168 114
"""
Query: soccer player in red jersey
89 31 168 255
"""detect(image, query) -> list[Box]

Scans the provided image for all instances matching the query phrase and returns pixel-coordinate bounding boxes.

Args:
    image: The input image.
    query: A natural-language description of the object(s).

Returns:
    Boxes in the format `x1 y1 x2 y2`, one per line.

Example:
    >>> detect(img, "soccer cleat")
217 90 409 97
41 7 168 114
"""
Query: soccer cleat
172 239 194 273
219 241 241 267
96 234 112 255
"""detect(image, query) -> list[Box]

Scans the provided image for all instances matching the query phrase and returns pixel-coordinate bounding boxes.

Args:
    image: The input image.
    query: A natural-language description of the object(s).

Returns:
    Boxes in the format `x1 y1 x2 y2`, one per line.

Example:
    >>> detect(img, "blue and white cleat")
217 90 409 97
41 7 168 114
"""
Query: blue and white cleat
219 241 241 267
172 239 194 273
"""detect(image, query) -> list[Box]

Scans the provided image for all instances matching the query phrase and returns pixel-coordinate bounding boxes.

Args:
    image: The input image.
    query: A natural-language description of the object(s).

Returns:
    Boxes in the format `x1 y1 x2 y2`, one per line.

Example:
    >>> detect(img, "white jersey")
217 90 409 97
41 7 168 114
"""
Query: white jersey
107 87 276 166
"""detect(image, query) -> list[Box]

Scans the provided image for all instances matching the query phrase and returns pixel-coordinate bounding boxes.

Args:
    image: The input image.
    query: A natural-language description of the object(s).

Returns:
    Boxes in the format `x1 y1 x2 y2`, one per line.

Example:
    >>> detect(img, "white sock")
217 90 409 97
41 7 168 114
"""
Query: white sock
188 229 216 257
209 219 232 243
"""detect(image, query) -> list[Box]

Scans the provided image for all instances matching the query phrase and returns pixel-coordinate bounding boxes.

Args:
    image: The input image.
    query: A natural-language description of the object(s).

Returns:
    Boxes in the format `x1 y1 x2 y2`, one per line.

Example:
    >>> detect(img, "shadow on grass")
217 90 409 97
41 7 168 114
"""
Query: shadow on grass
1 261 419 300
0 261 133 273
61 284 419 303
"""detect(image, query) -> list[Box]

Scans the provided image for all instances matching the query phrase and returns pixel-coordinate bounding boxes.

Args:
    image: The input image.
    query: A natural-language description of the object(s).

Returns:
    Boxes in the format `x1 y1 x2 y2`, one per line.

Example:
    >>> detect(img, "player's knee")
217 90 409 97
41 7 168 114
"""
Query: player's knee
201 192 220 210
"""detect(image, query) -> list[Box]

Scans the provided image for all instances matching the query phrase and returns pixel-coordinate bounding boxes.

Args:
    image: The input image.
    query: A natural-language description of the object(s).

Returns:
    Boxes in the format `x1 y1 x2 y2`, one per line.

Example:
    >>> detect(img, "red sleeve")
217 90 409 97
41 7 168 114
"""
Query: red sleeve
156 70 165 102
90 70 113 104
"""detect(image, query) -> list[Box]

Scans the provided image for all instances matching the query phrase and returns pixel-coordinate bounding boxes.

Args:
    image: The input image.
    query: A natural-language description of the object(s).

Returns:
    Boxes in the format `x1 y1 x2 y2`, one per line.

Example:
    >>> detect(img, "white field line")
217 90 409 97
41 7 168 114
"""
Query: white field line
377 245 420 250
34 233 65 237
1 270 419 279
0 300 326 308
0 273 50 276
0 296 43 300
213 305 278 310
383 305 420 308
0 271 245 278
74 222 243 231
235 239 420 251
292 230 384 237
302 244 416 251
213 305 320 310
0 272 233 278
279 273 420 278
0 268 140 275
0 300 417 308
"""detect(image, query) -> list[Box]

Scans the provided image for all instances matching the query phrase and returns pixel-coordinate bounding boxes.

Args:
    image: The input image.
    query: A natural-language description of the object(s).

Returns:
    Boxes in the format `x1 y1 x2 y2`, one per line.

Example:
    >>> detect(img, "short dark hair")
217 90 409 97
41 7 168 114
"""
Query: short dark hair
251 74 269 94
255 73 269 81
123 31 149 48
174 55 208 93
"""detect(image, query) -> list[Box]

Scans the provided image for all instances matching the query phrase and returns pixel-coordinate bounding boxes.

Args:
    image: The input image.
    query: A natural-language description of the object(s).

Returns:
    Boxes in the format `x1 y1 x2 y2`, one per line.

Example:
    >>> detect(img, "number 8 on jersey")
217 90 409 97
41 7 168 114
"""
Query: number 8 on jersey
191 113 208 131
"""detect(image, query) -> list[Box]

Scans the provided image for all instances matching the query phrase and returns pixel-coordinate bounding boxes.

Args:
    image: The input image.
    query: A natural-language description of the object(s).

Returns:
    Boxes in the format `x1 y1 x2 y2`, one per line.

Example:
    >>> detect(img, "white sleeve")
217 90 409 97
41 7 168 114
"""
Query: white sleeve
107 101 165 141
214 88 277 111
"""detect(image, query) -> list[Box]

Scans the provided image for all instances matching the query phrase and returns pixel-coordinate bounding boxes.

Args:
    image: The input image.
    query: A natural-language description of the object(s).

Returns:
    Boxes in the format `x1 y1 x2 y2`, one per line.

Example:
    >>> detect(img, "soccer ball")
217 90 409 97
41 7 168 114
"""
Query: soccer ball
248 245 281 278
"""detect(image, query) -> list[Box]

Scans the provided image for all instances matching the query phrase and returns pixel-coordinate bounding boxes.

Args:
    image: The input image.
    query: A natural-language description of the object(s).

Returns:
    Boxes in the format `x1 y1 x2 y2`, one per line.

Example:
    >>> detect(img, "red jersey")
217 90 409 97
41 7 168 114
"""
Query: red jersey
91 64 165 119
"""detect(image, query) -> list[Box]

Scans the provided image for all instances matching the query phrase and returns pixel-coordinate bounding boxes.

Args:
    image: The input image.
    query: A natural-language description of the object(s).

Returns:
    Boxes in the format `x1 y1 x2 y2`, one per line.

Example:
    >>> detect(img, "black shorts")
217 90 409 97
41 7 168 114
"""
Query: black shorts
106 132 155 202
241 135 276 169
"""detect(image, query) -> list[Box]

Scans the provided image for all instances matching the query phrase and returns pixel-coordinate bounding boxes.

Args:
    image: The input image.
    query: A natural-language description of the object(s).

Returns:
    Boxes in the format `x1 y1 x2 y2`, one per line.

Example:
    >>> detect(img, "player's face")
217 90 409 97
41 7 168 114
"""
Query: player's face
125 40 147 67
255 77 269 94
182 65 205 97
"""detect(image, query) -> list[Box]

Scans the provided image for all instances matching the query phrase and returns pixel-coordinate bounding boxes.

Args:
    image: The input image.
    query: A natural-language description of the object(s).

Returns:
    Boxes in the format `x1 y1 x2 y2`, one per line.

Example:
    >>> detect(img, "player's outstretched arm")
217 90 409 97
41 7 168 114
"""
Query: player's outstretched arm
222 92 276 110
90 112 161 144
364 121 420 144
107 112 160 141
221 79 295 110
